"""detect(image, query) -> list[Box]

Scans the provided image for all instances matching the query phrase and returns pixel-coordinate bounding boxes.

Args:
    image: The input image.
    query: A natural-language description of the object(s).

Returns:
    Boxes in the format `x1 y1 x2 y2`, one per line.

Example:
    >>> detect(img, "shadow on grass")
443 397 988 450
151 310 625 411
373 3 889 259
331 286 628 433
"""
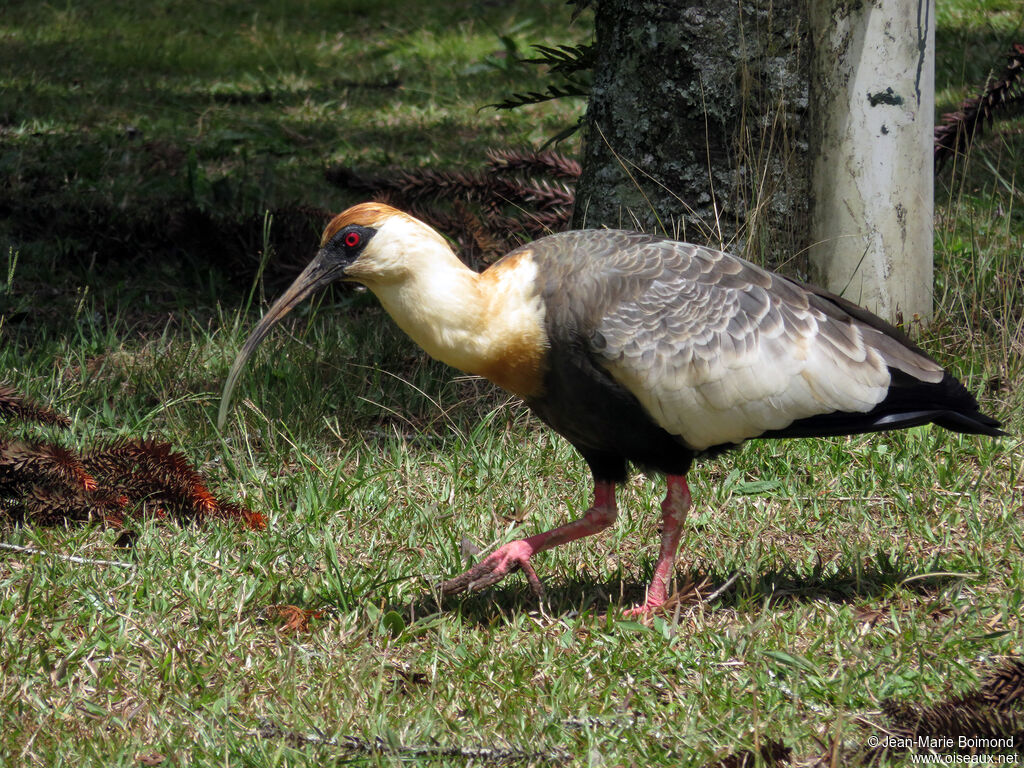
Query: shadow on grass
366 552 970 629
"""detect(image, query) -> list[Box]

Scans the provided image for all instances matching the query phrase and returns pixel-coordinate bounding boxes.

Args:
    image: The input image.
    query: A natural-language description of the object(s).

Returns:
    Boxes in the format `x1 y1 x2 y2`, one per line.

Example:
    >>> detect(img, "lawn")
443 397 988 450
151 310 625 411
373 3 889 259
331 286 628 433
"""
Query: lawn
1 0 1022 765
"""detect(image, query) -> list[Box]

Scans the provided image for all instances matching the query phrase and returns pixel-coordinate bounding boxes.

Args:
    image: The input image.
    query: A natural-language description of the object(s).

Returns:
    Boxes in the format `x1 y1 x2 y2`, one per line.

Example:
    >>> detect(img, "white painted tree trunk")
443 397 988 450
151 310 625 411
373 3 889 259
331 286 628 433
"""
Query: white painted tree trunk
808 0 935 326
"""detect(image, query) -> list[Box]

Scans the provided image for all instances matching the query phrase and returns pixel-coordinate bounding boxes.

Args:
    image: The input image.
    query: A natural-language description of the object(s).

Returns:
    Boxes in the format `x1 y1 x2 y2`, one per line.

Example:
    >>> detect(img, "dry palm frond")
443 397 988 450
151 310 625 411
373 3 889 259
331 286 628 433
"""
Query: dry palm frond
982 658 1024 707
87 439 219 516
86 439 264 529
0 440 97 495
935 43 1024 169
485 148 581 180
19 485 129 527
883 699 1024 749
0 383 71 428
0 382 263 531
215 501 267 531
880 658 1024 755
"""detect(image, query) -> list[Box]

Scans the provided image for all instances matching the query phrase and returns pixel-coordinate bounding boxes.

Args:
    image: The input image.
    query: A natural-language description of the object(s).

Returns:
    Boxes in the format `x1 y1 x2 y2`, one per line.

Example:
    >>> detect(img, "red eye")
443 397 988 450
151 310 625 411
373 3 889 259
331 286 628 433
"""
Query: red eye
344 231 361 248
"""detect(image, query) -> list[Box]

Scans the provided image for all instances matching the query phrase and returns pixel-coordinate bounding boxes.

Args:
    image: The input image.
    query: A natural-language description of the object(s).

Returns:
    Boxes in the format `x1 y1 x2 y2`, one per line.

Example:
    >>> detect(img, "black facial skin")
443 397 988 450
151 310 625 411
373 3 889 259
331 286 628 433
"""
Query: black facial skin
321 224 377 268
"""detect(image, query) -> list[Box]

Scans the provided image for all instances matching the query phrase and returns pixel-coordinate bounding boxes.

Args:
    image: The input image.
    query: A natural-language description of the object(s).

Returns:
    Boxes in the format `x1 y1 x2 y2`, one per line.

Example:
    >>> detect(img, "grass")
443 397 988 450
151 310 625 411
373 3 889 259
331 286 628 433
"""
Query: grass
2 1 1023 765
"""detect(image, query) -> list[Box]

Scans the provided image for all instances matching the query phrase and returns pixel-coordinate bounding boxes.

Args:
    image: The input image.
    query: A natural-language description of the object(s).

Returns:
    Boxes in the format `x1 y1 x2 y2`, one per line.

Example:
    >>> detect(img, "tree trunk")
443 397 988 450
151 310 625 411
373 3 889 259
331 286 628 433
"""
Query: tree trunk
572 0 810 264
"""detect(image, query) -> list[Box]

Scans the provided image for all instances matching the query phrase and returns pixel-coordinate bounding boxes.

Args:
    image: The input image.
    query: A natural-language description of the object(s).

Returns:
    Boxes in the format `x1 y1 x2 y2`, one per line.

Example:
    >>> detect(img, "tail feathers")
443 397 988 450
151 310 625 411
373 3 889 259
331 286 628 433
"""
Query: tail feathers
763 370 1006 440
931 410 1006 437
872 409 1005 436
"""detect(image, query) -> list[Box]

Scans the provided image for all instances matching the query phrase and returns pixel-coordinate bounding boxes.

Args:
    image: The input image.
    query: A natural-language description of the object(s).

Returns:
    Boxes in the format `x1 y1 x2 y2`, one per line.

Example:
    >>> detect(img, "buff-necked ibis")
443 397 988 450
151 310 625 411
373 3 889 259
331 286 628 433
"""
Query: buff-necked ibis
219 202 1004 615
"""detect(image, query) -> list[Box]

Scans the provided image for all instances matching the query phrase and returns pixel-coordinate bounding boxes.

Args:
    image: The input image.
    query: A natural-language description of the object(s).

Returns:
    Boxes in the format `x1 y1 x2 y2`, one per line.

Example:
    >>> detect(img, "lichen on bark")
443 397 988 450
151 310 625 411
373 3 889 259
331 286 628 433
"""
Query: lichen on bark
573 0 809 267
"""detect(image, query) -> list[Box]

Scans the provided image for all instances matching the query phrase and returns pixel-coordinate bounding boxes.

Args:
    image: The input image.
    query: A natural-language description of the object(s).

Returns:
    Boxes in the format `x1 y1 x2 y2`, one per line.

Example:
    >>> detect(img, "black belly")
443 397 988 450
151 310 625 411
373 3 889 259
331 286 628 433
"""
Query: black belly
525 344 697 483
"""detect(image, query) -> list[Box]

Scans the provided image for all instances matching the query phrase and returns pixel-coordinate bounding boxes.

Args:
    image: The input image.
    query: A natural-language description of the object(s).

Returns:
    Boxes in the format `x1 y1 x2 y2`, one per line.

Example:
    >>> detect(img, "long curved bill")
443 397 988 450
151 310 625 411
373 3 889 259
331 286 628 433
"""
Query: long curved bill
217 252 340 429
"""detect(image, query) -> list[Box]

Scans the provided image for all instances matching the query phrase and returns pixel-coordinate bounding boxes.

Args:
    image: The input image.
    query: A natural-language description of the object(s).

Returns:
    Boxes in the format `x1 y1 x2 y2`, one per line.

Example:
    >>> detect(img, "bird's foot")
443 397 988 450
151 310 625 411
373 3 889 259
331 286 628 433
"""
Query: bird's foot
440 539 545 598
621 596 668 619
439 482 617 603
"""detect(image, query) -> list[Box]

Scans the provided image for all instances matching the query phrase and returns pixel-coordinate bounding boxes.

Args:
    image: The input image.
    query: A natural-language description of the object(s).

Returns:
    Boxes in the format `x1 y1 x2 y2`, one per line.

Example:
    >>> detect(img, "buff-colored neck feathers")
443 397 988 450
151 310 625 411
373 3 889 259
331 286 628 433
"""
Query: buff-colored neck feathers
327 206 548 398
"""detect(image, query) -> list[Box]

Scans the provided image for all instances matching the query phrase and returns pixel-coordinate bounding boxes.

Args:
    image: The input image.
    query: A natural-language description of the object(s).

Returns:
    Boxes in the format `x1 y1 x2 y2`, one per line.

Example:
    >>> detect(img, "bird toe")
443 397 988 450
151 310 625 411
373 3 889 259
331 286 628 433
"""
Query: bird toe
439 539 544 597
621 595 669 619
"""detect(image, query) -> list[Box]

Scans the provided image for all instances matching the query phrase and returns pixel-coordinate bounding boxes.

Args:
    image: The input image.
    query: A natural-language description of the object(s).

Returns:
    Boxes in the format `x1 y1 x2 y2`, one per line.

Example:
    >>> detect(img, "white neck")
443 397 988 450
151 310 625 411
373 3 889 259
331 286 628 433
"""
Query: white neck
373 254 492 372
348 218 547 396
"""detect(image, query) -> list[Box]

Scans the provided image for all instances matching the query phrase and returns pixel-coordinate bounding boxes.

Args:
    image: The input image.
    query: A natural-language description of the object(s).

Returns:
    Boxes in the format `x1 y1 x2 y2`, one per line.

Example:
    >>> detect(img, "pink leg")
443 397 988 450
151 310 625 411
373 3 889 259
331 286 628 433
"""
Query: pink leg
625 474 691 616
440 481 618 598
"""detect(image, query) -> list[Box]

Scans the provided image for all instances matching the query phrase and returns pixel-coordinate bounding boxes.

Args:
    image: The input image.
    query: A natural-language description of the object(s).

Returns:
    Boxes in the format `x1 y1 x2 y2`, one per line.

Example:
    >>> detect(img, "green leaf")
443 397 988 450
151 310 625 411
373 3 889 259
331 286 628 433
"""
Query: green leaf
734 480 782 495
968 630 1012 642
616 620 651 634
381 610 406 637
764 650 819 675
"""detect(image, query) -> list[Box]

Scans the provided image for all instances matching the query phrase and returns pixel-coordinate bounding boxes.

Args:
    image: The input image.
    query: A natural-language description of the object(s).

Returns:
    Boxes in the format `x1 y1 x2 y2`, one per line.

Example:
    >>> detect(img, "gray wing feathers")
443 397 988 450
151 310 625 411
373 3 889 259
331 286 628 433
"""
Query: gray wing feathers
577 237 943 450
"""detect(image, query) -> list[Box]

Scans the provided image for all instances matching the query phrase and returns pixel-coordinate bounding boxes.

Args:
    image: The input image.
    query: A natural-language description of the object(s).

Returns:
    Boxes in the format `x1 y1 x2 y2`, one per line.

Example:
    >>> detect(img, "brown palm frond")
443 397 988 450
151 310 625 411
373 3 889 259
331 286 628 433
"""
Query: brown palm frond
87 439 217 516
486 211 573 239
327 166 493 205
388 168 487 203
485 148 581 180
450 201 506 267
39 444 97 491
982 658 1024 707
488 176 575 211
85 439 263 528
0 383 71 428
881 658 1024 755
0 440 97 494
935 43 1024 169
18 485 129 527
214 500 267 531
0 384 263 531
883 699 1024 750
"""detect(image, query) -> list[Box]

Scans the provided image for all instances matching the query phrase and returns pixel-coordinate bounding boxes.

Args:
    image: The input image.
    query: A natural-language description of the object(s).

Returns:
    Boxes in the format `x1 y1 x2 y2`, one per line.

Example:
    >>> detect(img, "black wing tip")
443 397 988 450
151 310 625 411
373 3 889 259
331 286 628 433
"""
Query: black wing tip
886 371 1007 438
931 373 1008 437
759 407 1007 442
933 411 1008 438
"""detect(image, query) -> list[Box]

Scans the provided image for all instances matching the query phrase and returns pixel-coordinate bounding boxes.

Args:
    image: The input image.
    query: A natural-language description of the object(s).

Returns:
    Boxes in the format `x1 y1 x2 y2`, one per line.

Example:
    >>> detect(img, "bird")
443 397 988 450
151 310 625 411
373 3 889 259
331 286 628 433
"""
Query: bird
218 202 1004 615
